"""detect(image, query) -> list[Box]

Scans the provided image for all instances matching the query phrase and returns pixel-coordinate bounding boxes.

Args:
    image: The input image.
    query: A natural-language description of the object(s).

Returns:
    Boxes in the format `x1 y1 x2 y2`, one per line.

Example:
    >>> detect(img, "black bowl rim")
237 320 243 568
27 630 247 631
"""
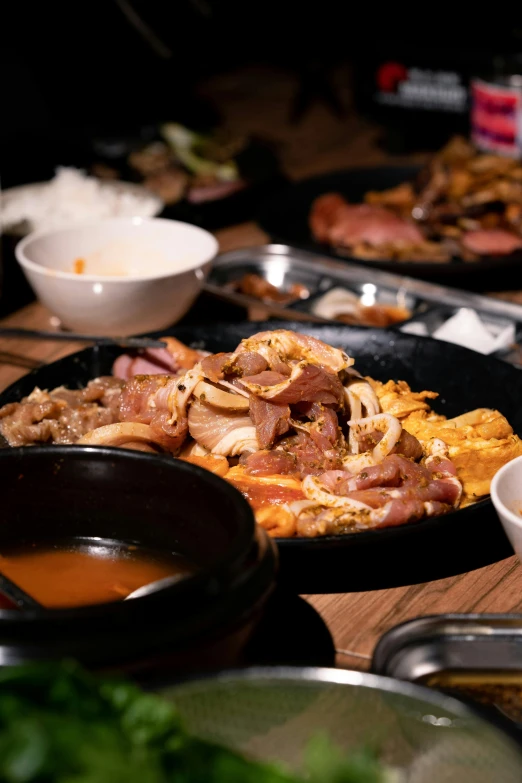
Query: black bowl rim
0 445 256 620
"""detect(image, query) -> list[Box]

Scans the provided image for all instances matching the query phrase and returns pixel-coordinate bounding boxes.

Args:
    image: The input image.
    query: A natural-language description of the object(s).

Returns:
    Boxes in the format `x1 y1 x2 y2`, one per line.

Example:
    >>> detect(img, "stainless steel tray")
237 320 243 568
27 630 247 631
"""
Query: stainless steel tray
207 244 522 366
372 614 522 725
372 614 522 681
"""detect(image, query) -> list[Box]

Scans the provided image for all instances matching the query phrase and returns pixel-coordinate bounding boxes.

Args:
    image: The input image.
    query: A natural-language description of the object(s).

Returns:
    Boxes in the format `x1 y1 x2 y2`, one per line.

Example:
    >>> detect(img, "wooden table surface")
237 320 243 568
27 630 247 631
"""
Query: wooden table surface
2 69 522 669
2 219 522 671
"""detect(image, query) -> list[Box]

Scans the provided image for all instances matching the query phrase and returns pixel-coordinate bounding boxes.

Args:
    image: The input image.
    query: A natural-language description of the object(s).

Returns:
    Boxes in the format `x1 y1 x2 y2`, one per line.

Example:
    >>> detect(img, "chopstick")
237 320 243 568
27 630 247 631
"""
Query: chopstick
202 282 332 324
0 572 43 611
0 327 167 350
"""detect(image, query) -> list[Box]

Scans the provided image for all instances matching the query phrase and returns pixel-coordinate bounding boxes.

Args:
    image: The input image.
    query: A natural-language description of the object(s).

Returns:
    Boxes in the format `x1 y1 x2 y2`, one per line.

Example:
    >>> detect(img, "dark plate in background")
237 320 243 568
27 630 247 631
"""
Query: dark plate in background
159 173 287 233
257 166 522 291
1 321 520 593
91 131 286 233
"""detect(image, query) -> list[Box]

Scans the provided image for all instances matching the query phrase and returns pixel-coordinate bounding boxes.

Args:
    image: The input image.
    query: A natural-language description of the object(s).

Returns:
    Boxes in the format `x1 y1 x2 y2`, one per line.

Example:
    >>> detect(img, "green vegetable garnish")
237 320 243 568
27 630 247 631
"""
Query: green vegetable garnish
305 733 393 783
0 662 393 783
160 123 239 181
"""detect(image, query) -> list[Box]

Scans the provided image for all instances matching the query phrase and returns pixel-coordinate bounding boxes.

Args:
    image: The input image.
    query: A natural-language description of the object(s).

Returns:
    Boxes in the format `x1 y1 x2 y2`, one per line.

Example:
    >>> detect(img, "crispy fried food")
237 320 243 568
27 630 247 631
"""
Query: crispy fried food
254 505 297 538
404 410 522 504
372 382 522 504
309 136 522 262
436 135 476 164
348 240 451 263
447 169 473 200
368 378 441 419
365 182 416 213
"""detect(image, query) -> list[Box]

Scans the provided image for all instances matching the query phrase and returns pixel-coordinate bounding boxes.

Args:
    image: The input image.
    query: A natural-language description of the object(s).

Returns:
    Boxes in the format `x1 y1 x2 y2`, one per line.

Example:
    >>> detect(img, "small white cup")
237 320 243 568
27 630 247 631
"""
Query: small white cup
16 217 218 336
491 455 522 557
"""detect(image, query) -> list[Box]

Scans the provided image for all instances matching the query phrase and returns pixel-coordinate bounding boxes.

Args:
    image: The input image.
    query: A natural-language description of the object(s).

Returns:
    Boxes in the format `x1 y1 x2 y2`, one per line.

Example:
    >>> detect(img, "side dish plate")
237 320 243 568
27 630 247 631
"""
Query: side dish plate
208 245 522 368
257 167 522 289
1 322 520 593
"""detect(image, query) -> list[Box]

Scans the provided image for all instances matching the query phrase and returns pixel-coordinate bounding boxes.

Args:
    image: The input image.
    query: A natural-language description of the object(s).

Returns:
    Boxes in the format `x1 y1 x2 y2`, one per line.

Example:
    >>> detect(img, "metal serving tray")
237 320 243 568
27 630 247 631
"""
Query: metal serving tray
372 614 522 725
207 244 522 366
373 615 522 681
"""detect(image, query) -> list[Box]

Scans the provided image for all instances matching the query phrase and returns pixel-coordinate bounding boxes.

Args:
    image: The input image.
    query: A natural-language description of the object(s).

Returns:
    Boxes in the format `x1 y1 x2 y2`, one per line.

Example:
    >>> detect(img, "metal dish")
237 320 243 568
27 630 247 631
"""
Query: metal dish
373 615 522 682
207 245 522 366
372 614 522 726
295 284 424 326
209 250 323 298
157 666 522 782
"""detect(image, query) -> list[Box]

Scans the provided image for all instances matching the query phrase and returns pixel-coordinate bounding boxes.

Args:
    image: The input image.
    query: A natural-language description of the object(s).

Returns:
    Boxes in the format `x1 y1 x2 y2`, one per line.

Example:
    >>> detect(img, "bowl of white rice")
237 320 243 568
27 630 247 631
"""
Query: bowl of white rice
1 168 164 236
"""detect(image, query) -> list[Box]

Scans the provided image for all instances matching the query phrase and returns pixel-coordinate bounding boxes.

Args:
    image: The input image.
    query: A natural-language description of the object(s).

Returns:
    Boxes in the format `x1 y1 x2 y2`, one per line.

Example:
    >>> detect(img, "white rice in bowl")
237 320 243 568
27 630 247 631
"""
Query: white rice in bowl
1 168 163 234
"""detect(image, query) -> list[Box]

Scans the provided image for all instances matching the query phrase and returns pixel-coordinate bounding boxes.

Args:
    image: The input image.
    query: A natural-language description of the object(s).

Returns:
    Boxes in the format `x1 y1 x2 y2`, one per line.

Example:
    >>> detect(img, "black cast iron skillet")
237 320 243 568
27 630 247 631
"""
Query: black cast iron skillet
0 321 520 593
257 166 522 291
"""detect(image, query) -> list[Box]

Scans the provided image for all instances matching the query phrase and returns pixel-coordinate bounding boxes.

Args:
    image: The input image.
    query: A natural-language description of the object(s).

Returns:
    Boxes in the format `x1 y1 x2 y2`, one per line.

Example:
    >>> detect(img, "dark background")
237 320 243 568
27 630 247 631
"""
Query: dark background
2 2 521 186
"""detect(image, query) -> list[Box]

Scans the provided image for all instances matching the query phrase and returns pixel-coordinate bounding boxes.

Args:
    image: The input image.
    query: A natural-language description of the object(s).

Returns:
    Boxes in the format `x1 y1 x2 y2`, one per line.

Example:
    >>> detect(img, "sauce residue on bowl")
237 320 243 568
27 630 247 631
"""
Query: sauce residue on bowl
0 540 195 608
69 240 176 277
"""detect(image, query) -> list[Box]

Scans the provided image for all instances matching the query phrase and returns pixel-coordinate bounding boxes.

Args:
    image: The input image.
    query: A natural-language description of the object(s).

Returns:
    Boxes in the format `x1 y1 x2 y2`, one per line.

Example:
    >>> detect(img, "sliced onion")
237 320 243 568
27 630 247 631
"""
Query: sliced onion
193 380 249 410
302 475 372 510
344 379 380 419
343 413 402 472
212 426 258 456
163 364 205 425
344 387 362 452
218 379 250 399
179 439 210 458
78 422 161 448
188 399 258 456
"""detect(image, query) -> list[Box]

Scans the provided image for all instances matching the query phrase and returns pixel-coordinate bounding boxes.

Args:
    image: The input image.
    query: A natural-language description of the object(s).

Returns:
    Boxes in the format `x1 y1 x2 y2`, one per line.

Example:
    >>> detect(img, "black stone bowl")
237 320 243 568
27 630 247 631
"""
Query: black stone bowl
0 447 278 679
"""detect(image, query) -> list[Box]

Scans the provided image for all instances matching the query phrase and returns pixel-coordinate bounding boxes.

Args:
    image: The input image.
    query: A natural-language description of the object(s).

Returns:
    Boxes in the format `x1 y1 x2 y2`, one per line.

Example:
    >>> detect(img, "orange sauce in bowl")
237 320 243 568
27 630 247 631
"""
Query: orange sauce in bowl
0 542 194 608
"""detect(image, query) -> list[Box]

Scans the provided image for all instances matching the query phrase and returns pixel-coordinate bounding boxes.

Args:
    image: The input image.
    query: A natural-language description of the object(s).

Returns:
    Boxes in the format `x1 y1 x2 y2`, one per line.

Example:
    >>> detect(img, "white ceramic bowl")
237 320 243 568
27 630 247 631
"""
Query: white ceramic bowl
15 217 218 336
491 455 522 558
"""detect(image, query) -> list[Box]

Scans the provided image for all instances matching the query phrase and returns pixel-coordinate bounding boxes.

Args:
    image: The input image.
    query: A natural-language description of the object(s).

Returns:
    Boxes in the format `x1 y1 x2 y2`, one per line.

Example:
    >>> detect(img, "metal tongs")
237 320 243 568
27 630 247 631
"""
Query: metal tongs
0 327 167 349
202 282 332 324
